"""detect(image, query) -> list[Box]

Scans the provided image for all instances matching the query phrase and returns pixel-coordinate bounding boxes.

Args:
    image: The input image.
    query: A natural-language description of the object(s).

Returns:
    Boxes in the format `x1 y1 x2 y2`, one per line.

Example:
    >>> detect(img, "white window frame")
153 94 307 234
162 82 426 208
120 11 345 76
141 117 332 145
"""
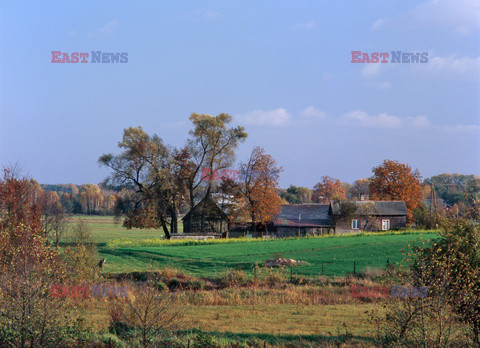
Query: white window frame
351 219 360 230
382 219 391 231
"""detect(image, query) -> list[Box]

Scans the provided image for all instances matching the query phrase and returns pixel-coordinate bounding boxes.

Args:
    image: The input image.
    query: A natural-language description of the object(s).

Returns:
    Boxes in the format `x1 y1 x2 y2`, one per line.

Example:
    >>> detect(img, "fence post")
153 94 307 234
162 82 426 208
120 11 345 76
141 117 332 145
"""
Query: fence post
353 260 356 275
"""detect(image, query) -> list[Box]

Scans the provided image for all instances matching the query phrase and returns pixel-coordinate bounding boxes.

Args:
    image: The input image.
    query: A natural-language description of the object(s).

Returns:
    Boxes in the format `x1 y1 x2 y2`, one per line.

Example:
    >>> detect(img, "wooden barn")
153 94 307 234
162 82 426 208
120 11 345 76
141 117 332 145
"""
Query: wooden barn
182 195 229 234
272 204 333 237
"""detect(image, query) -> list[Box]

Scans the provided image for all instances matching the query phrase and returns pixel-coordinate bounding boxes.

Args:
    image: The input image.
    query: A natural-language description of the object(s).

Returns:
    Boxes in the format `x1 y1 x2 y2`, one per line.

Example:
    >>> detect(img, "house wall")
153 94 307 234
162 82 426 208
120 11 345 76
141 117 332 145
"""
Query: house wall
335 215 406 234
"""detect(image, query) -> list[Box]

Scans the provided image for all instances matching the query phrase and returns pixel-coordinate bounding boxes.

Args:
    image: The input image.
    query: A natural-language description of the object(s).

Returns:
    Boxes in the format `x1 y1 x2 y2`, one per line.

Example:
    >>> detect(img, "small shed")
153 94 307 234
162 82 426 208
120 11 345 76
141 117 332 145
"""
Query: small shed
182 195 229 234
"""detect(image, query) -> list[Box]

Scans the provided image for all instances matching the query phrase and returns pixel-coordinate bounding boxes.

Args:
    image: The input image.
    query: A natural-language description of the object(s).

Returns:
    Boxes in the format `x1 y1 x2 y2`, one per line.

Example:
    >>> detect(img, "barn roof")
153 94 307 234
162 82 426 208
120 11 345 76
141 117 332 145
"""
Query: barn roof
331 200 408 216
273 204 332 227
182 195 228 221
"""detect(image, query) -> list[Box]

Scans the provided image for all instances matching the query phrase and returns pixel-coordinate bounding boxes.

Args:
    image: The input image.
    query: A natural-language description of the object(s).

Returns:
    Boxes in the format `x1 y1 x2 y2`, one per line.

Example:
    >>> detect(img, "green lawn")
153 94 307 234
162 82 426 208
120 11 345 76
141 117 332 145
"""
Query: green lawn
69 216 438 277
69 215 168 243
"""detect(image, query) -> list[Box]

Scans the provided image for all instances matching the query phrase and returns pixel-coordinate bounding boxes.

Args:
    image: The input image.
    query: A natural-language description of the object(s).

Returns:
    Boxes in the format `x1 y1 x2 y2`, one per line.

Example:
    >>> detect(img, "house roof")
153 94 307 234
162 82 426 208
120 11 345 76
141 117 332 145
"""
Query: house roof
182 195 228 221
273 204 332 227
331 200 408 216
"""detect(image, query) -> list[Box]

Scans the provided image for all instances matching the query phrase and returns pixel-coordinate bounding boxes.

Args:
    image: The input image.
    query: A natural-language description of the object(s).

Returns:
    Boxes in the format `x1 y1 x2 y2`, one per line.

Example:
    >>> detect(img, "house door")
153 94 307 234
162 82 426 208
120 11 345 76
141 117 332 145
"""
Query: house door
382 219 390 231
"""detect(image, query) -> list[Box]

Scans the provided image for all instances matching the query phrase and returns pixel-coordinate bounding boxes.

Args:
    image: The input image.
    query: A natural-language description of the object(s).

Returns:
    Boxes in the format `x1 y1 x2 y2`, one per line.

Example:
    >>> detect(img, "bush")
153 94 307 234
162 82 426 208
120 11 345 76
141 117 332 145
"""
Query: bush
109 285 185 347
219 269 251 287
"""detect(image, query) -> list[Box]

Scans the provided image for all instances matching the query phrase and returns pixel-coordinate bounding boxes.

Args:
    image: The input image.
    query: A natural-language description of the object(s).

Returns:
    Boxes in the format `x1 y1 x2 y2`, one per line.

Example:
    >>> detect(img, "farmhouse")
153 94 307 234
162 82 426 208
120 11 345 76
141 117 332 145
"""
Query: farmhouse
271 200 408 236
331 200 408 234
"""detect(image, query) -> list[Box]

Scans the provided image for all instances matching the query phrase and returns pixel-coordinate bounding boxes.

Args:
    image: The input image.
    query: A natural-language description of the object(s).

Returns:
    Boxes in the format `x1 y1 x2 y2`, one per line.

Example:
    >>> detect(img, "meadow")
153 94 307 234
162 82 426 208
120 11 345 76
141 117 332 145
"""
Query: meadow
70 216 438 277
63 216 441 346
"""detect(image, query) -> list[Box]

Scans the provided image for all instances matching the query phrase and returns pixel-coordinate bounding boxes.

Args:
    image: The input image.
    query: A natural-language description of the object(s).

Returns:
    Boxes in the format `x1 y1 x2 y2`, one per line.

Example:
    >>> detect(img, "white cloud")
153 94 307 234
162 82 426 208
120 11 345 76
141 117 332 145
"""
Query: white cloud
410 0 480 34
293 21 316 30
371 18 385 31
425 55 480 75
341 110 478 133
372 0 480 35
99 20 119 34
302 106 327 120
238 108 292 126
361 64 382 77
342 110 402 129
237 107 478 133
408 116 431 129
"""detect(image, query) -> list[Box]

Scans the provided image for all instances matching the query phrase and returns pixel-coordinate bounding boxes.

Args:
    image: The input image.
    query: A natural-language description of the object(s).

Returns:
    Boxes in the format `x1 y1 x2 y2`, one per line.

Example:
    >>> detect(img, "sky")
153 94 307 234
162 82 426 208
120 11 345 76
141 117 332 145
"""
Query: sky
0 1 479 188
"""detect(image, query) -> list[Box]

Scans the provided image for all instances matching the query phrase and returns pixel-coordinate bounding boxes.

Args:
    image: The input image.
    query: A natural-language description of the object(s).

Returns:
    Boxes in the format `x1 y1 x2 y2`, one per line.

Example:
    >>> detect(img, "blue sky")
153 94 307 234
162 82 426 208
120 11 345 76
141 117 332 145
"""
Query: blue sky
1 1 479 187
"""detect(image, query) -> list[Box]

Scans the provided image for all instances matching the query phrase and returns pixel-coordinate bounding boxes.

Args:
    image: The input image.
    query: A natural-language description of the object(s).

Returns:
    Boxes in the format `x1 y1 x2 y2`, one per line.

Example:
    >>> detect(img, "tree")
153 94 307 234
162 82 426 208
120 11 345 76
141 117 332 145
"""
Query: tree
183 113 247 232
312 176 346 203
377 219 480 345
346 178 371 200
369 160 422 220
109 285 184 347
41 190 68 249
99 126 178 239
281 185 312 204
78 183 104 215
0 168 79 347
237 147 283 233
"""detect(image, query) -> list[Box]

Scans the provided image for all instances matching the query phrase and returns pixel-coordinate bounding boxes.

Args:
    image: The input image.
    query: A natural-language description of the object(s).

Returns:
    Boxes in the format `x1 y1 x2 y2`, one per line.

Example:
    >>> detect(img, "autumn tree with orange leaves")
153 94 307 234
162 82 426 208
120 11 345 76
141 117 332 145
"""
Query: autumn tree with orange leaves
312 176 346 203
369 159 422 220
238 147 283 234
0 167 85 346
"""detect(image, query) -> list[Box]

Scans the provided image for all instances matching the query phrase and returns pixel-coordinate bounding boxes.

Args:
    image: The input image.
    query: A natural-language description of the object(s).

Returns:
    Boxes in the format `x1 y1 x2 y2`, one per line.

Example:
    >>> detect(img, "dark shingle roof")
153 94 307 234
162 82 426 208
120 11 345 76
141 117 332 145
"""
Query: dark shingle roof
273 204 332 227
331 200 408 216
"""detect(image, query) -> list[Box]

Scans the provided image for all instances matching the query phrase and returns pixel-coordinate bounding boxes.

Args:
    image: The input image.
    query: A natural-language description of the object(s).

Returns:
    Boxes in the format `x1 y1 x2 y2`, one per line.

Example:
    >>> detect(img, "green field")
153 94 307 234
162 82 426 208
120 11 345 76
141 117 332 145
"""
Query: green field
75 216 438 276
69 215 170 243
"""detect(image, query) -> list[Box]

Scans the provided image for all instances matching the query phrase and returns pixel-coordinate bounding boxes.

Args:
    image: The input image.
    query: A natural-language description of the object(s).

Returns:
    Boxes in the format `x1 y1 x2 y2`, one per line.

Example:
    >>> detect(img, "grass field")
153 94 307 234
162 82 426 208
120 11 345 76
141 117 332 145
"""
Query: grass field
66 216 440 345
98 232 437 276
84 301 380 337
69 215 171 243
71 215 438 276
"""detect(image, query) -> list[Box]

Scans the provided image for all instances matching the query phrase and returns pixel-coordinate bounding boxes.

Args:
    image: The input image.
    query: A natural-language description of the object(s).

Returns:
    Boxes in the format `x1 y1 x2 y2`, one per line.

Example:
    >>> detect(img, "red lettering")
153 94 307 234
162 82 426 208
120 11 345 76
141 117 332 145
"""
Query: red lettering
61 52 71 63
79 52 89 63
379 52 389 63
201 168 212 181
51 51 62 63
351 51 361 63
351 285 363 297
221 169 228 180
71 52 79 63
50 284 62 297
361 52 370 63
371 52 379 63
